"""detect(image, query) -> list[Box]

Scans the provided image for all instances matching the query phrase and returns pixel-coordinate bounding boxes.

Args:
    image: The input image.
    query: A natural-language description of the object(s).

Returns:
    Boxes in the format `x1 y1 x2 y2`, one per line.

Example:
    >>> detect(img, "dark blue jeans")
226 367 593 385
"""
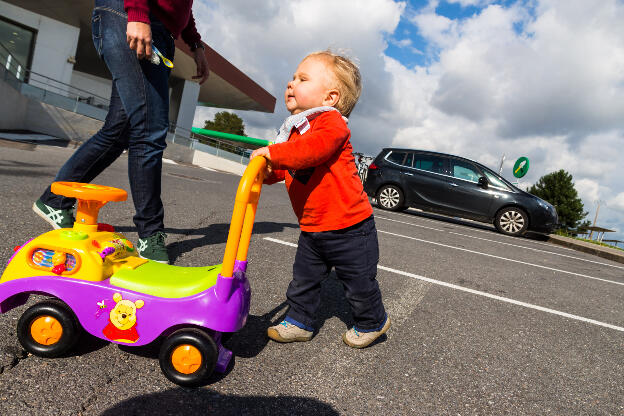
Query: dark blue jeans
40 0 174 238
285 216 387 332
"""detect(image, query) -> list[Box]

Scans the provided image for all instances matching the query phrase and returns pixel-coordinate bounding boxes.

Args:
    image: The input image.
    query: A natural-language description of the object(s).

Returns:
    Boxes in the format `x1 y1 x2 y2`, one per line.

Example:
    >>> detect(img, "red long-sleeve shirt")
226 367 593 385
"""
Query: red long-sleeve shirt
124 0 201 46
266 111 373 232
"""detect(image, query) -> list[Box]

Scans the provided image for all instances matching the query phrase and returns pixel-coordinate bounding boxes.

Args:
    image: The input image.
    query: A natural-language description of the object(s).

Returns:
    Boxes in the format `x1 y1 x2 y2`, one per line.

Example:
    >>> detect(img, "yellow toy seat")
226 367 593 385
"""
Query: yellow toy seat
110 262 222 298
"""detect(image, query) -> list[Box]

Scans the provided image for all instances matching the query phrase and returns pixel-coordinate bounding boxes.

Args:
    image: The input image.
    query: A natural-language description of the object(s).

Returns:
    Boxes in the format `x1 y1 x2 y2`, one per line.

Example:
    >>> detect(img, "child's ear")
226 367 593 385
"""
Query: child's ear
323 89 340 107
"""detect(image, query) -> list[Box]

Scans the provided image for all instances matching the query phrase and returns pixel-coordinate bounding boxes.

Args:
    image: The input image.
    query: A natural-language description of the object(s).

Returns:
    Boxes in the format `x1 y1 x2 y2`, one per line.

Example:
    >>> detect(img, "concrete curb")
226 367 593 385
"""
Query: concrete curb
547 234 624 265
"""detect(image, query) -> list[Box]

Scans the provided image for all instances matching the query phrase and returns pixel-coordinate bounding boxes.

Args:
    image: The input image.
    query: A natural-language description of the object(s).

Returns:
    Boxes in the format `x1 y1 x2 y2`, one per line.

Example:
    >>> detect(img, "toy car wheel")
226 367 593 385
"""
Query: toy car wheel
159 328 218 387
17 299 80 358
377 184 405 211
495 206 529 236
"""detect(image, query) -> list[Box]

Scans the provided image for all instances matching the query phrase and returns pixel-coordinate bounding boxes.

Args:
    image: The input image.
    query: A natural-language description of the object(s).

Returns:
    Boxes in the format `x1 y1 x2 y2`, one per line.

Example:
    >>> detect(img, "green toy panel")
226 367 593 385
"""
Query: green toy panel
110 261 222 298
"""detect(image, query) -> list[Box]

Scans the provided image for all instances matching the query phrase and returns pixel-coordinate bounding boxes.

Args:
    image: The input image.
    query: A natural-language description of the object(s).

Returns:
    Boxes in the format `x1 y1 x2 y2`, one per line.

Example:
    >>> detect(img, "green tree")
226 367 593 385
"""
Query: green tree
527 169 588 233
203 111 245 136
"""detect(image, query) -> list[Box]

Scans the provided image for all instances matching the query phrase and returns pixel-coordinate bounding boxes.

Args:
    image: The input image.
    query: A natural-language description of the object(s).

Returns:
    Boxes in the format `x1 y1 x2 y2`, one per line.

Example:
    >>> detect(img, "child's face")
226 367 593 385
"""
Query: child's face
285 57 339 115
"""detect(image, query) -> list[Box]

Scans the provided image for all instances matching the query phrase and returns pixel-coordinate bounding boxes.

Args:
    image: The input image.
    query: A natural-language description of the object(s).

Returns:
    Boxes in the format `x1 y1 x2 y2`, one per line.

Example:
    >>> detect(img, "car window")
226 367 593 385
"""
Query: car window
404 152 414 168
386 151 406 165
451 160 481 183
483 170 512 191
413 154 445 174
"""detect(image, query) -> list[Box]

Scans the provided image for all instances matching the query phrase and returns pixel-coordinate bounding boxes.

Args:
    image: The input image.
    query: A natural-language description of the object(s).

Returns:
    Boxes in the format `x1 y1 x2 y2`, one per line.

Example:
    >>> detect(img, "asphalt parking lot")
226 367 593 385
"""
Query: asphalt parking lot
1 142 623 415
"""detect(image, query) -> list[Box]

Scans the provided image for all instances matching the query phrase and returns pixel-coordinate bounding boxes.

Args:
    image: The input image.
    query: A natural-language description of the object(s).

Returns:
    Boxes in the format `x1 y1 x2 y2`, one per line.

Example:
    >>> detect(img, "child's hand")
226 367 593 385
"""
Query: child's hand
251 147 273 177
251 147 271 161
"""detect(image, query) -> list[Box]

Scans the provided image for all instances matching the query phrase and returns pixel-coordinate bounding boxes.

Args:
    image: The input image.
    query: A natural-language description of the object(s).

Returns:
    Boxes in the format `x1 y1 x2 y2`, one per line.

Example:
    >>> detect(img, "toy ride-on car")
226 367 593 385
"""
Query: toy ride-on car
0 157 267 387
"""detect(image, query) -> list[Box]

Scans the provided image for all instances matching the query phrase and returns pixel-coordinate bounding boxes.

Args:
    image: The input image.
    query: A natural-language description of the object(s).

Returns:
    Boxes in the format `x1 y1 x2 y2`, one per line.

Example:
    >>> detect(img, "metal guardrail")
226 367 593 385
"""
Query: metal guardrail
0 40 255 165
168 124 253 165
0 41 110 110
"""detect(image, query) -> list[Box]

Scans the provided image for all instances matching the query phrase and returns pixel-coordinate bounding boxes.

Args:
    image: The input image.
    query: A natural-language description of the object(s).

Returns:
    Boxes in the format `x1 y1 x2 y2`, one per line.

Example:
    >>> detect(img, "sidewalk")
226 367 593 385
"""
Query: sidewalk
547 234 624 265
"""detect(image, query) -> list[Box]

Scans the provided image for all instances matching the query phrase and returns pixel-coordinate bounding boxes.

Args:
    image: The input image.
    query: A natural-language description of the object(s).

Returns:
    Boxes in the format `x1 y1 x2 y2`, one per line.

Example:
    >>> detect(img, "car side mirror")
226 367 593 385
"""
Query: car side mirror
478 176 488 188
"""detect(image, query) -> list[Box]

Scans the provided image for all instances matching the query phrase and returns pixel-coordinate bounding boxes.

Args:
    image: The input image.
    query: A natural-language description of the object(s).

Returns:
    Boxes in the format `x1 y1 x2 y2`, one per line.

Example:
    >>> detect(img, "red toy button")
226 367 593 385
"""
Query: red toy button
52 264 66 275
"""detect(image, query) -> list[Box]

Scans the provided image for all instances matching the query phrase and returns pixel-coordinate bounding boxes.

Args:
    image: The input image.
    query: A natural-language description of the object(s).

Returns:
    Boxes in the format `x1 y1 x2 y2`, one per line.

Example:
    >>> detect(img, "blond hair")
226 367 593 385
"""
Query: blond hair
304 50 362 117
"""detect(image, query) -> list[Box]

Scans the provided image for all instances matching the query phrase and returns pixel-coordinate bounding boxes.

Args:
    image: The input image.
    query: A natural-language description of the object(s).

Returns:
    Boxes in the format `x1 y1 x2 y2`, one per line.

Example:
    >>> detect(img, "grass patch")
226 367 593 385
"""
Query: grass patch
555 229 624 251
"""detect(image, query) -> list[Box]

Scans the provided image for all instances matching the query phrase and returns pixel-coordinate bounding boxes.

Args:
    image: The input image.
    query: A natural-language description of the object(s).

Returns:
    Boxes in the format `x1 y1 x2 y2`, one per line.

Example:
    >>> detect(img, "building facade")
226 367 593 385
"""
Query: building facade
0 0 275 140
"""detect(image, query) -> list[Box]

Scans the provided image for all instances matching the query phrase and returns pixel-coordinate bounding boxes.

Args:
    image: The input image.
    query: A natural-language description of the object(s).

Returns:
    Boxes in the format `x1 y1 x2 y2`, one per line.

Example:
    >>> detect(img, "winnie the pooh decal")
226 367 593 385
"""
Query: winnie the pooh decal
102 293 144 343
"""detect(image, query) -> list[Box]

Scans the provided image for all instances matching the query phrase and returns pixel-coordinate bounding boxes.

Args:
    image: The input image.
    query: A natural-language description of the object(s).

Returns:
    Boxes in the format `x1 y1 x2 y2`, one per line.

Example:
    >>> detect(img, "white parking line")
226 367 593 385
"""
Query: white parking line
376 215 624 271
377 229 624 287
263 237 624 333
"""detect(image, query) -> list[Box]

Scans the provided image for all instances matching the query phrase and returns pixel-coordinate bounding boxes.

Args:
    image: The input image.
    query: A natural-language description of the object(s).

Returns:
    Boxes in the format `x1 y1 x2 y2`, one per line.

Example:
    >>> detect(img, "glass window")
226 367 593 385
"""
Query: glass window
386 151 406 165
483 170 512 191
451 160 481 183
0 17 35 81
404 152 414 168
413 154 445 174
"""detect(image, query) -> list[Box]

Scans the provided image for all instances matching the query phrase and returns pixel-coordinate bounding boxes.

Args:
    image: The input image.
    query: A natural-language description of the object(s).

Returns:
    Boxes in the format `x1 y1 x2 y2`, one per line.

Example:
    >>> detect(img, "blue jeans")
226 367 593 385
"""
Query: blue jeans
285 216 387 332
40 0 174 238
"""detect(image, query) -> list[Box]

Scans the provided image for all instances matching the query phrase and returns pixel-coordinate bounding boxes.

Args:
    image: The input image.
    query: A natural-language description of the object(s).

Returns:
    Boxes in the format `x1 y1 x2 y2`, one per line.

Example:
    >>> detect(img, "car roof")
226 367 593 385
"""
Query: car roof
380 148 490 170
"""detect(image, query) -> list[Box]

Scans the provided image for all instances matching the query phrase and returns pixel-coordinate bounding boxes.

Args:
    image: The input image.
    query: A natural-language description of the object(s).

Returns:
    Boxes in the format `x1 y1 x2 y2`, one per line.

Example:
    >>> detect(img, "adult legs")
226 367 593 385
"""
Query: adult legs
39 0 173 238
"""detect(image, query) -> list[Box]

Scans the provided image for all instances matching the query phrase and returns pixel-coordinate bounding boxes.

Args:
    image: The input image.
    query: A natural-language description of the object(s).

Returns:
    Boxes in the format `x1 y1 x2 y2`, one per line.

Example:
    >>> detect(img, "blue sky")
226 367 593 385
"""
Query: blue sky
385 1 532 68
194 0 624 243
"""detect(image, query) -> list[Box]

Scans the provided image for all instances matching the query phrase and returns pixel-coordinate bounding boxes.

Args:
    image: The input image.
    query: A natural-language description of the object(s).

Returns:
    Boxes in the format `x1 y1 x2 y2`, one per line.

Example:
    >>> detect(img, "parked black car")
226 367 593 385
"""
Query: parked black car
363 148 558 236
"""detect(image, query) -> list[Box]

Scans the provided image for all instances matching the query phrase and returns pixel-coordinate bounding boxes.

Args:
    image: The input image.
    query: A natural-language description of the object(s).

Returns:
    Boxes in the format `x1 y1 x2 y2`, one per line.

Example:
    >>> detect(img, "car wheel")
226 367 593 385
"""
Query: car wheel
159 328 218 387
376 185 405 211
495 207 529 236
17 299 80 358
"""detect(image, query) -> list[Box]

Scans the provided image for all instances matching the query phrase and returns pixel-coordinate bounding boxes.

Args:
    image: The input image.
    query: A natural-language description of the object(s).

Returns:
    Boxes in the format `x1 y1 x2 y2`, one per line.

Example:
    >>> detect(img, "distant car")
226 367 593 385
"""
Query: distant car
363 148 558 236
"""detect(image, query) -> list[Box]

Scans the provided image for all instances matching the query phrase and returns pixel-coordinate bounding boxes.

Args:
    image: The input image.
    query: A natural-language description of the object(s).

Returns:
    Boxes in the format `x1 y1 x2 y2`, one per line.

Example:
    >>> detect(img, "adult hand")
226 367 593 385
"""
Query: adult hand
127 22 152 60
192 48 210 84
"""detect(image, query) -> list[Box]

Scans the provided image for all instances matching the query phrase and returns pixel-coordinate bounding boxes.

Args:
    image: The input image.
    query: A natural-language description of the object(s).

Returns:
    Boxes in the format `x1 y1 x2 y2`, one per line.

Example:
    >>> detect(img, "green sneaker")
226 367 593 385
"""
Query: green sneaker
32 199 75 229
137 231 169 264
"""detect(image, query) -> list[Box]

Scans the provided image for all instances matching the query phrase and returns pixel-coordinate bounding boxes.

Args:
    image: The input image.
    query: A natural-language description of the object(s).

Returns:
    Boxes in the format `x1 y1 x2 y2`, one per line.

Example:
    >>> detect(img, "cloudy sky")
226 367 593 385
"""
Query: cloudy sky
192 0 624 242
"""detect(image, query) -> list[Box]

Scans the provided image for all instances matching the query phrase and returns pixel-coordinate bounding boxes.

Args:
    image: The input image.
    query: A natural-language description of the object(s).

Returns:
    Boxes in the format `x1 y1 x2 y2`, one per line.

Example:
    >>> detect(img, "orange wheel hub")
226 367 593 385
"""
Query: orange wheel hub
30 316 63 345
171 344 202 374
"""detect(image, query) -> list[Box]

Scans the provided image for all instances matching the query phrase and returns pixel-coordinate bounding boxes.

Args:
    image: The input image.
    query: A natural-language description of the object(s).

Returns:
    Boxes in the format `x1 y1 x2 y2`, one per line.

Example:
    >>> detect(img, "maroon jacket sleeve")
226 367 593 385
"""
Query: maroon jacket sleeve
125 0 150 24
268 112 349 171
181 11 202 46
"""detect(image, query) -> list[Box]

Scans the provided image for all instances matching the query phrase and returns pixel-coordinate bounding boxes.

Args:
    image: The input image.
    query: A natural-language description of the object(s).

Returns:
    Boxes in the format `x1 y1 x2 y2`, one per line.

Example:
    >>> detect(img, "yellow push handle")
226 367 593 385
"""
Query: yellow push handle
221 157 266 278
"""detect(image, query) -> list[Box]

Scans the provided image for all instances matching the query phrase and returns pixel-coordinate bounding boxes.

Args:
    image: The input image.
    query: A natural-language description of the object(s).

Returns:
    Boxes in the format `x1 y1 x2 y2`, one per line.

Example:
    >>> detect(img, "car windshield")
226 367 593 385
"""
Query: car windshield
483 170 513 191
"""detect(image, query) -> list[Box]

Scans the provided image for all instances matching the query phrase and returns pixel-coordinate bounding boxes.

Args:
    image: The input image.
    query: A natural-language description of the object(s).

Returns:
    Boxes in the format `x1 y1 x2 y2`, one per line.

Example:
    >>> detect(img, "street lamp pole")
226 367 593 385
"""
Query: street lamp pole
588 200 603 240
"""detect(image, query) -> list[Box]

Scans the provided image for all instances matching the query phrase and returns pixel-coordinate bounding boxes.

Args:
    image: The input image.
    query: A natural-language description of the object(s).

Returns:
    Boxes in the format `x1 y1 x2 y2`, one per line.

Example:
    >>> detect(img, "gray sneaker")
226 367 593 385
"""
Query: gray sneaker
343 316 391 349
137 231 169 264
267 320 313 343
33 199 75 229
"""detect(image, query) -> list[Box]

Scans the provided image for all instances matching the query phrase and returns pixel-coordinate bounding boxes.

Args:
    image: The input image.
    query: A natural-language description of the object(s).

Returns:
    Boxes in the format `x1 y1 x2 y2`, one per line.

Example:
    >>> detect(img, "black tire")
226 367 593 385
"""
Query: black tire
495 207 529 236
376 184 405 211
159 328 218 387
17 299 80 358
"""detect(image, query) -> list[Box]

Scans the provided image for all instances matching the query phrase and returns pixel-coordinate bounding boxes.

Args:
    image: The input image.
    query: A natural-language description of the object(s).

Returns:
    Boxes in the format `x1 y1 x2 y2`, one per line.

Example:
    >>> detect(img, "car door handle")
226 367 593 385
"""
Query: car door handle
403 172 414 176
449 182 459 187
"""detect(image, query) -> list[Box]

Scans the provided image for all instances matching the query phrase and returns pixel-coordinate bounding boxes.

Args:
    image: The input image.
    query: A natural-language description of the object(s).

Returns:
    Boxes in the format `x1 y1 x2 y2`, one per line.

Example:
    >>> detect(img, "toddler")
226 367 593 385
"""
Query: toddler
251 50 390 348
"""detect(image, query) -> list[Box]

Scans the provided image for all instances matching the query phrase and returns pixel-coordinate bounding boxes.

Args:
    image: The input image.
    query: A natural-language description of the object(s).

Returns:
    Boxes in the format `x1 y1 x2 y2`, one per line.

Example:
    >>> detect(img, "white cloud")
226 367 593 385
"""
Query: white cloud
448 0 497 7
609 193 624 213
